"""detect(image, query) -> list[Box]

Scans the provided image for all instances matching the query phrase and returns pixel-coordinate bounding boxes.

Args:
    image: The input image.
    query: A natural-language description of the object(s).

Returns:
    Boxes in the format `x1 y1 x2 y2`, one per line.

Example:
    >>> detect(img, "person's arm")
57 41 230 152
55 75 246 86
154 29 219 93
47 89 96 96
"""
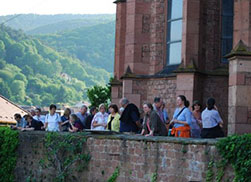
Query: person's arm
71 125 79 132
22 127 35 131
61 120 69 126
138 118 147 135
44 122 48 130
57 114 62 130
92 121 105 127
174 109 191 125
145 130 154 137
215 111 224 127
139 129 145 135
130 111 142 129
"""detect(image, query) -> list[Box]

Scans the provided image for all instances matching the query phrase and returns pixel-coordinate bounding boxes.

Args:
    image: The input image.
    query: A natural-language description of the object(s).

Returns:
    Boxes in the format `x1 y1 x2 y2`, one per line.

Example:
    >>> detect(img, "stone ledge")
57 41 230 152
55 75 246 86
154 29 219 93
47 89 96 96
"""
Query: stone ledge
18 131 218 145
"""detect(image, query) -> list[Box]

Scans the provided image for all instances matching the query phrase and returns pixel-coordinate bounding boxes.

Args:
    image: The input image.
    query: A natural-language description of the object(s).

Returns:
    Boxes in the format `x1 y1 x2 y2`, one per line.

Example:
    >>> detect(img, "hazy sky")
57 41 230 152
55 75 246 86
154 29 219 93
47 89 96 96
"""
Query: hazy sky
0 0 116 15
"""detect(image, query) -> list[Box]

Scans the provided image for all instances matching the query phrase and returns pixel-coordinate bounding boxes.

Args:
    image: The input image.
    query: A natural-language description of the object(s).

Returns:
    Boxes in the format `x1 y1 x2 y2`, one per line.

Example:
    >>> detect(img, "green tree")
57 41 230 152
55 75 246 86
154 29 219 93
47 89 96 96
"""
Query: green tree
0 40 5 59
9 80 26 102
87 85 111 108
0 80 12 98
0 59 6 69
6 43 25 63
14 73 27 86
0 70 14 82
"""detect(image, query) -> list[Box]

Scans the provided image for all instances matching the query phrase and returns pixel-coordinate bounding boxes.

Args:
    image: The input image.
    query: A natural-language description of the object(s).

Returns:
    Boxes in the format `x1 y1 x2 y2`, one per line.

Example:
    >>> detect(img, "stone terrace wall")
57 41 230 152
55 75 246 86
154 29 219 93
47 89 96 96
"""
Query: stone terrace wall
15 132 234 182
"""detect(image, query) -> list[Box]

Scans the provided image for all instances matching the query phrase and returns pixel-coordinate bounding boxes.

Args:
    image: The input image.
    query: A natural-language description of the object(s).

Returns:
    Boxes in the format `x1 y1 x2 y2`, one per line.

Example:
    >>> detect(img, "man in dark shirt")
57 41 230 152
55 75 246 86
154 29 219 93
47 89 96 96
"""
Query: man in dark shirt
83 107 97 129
119 98 141 133
22 115 44 131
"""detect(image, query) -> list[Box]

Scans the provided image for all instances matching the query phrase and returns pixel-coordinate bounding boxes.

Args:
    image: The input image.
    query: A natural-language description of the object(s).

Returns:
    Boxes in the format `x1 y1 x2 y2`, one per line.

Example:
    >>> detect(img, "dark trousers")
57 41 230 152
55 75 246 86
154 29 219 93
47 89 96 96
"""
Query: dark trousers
201 124 224 138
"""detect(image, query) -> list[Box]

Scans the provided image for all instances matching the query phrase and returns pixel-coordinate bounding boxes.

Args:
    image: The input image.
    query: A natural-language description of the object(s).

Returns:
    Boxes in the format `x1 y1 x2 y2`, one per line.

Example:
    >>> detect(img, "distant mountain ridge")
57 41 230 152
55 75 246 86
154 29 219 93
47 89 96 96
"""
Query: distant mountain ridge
0 14 115 33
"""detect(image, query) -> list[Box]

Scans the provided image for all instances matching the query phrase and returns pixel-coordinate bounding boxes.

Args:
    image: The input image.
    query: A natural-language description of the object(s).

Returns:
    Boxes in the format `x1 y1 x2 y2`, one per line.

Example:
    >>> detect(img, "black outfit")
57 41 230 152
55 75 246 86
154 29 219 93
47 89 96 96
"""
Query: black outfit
83 114 94 129
108 116 115 130
28 119 43 131
200 124 224 138
120 103 140 133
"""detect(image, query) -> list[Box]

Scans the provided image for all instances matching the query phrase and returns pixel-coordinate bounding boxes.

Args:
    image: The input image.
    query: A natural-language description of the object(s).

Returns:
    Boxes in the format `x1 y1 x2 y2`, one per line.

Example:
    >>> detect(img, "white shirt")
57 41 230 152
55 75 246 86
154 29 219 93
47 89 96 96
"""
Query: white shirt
33 115 45 124
91 112 109 130
45 113 61 131
201 108 222 128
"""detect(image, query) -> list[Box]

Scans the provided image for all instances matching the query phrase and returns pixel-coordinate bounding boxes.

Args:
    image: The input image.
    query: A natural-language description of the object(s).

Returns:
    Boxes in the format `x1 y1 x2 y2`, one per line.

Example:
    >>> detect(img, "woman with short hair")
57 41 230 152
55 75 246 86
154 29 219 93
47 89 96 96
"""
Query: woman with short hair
190 100 202 138
44 104 62 132
61 108 71 132
201 98 224 138
107 104 120 132
91 104 109 130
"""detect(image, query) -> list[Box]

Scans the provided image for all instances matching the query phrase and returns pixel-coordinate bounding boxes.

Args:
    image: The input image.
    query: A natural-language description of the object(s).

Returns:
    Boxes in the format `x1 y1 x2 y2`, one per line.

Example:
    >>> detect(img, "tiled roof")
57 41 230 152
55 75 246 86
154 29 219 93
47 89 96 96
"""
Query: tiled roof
0 95 28 124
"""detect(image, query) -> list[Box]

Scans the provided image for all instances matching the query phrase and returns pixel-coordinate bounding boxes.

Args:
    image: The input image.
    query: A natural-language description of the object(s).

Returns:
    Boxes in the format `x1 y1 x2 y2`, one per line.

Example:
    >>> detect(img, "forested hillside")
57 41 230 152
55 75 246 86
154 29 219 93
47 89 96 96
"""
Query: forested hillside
36 21 115 72
0 14 116 73
0 25 111 106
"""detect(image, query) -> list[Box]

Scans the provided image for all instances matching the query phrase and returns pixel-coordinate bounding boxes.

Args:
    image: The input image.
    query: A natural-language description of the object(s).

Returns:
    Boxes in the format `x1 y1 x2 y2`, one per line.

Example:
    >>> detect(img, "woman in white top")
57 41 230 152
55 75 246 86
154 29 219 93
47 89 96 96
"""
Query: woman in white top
91 104 109 130
201 98 224 138
45 104 62 132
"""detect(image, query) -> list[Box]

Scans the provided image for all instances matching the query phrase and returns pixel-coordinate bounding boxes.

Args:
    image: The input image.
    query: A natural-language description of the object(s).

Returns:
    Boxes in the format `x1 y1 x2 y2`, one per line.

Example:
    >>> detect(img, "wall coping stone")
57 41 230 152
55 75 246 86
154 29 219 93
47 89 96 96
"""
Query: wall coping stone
18 131 219 145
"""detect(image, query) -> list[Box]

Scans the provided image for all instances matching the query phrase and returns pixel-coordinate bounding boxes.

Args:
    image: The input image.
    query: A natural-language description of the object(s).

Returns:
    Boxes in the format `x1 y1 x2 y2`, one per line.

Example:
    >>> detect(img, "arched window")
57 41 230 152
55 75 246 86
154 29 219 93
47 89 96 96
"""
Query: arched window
166 0 183 65
221 0 233 63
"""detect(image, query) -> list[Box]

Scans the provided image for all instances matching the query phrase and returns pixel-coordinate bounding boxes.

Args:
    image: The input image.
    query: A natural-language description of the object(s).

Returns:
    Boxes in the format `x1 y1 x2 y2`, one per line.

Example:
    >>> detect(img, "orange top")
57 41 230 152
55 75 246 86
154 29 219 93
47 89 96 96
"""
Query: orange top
171 125 191 138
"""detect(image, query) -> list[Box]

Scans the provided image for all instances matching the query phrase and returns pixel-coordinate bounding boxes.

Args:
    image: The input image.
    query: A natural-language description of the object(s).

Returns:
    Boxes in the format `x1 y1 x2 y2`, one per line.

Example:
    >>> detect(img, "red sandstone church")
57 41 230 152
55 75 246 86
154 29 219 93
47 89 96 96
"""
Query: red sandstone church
111 0 251 135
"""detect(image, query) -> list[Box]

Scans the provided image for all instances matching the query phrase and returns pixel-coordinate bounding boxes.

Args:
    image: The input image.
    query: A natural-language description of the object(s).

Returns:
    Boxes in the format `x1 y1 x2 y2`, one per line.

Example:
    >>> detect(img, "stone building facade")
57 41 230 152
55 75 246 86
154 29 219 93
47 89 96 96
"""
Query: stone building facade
111 0 251 135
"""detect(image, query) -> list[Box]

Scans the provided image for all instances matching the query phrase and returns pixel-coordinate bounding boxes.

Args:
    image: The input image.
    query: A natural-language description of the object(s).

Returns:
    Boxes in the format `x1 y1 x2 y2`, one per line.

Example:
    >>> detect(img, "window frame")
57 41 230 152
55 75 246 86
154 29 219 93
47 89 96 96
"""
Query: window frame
166 0 183 65
221 0 234 63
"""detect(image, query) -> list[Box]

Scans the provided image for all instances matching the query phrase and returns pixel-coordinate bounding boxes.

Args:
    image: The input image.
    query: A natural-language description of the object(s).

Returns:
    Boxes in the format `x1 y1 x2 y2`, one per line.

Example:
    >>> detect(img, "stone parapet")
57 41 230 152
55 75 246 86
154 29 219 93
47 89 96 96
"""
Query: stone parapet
15 131 234 182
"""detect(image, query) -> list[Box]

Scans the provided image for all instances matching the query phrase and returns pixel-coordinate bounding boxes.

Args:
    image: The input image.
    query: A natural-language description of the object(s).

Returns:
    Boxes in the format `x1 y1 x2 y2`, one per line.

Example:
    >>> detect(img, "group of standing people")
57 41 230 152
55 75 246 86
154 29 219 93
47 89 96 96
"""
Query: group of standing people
13 95 224 139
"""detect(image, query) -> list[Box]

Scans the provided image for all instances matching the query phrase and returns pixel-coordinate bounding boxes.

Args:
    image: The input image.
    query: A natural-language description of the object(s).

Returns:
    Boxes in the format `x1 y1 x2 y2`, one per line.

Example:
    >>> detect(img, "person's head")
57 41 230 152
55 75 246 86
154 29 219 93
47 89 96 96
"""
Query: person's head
89 107 97 116
64 108 71 117
35 108 41 116
207 98 216 110
154 97 162 109
177 95 189 107
119 98 129 108
30 109 36 116
99 104 106 114
80 105 88 115
143 103 153 114
192 100 202 112
70 114 79 123
25 115 33 123
49 104 57 115
108 104 119 114
14 113 22 122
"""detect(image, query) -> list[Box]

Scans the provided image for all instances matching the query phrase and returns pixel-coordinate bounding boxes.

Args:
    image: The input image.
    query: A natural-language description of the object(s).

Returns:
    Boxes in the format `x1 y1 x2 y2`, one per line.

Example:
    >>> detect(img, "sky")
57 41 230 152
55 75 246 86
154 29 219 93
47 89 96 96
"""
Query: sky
0 0 116 15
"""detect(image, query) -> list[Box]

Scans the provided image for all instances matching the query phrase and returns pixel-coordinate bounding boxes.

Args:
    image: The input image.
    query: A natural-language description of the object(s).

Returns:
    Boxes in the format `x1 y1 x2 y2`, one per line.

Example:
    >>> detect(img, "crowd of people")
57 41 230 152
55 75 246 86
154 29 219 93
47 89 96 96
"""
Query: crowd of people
12 95 224 139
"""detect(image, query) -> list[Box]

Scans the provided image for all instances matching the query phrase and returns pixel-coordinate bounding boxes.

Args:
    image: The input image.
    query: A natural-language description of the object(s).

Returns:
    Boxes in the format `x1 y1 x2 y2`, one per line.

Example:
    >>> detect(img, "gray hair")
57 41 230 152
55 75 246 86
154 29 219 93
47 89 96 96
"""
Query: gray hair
120 98 129 106
99 103 106 110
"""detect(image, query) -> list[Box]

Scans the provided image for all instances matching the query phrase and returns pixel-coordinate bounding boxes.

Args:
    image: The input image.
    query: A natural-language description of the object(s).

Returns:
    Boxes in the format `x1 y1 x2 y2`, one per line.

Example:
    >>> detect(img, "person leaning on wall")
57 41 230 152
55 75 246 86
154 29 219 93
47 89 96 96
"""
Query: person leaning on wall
140 103 168 136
